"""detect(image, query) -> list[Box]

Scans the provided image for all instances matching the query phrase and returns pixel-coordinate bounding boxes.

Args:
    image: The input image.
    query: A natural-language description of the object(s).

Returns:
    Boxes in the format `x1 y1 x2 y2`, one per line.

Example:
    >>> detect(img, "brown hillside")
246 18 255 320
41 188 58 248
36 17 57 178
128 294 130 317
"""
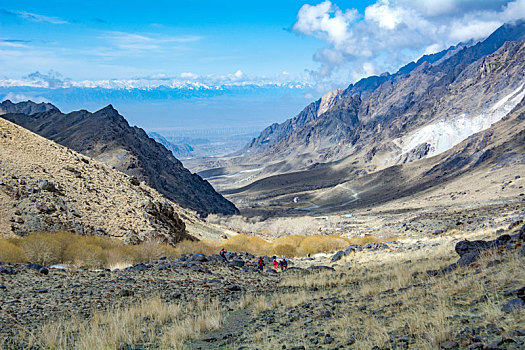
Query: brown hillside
0 118 196 245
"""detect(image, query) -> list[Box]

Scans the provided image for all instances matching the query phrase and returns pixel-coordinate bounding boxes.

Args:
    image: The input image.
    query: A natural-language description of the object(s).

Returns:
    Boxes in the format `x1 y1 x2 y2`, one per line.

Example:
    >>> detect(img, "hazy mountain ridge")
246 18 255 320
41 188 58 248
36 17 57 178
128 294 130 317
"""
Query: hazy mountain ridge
148 132 194 159
1 102 239 217
0 99 57 116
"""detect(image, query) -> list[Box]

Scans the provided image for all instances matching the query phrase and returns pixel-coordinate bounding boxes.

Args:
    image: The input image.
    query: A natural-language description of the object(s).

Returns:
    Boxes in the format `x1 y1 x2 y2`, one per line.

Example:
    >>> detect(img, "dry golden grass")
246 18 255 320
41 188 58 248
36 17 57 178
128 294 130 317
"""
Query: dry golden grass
1 231 182 268
0 230 394 267
271 235 525 349
27 297 224 350
0 240 27 263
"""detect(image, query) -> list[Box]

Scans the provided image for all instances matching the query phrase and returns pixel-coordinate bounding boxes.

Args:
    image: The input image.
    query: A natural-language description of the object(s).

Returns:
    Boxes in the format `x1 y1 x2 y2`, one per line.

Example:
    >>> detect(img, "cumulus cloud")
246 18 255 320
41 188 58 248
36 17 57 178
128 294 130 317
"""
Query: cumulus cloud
293 0 525 84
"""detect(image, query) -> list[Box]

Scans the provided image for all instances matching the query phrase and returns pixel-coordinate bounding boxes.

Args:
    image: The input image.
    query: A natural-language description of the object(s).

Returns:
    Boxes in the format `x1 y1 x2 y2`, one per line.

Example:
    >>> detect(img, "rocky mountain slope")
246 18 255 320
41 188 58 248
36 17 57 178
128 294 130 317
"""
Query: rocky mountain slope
0 118 197 244
242 20 525 167
0 102 238 217
197 21 525 215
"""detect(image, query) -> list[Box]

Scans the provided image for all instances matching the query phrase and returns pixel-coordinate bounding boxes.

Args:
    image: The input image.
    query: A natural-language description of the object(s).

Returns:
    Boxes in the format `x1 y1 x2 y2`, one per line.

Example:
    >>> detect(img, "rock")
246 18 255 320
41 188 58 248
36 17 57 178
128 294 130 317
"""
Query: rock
440 340 459 349
26 264 49 275
125 263 149 272
290 347 305 350
37 180 57 192
457 252 479 267
119 289 134 297
35 201 56 213
331 251 344 262
129 176 140 186
120 345 147 350
486 259 501 268
227 284 242 292
0 285 5 289
229 259 245 268
0 267 16 275
307 266 335 272
346 336 356 345
503 286 525 298
344 245 362 255
170 293 182 300
36 288 48 293
188 254 208 263
501 298 524 313
323 335 334 344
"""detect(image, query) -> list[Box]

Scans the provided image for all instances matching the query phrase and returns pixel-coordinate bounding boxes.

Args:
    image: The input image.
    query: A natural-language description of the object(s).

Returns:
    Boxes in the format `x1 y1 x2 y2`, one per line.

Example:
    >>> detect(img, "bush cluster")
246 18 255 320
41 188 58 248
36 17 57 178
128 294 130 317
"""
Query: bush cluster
0 231 393 268
1 231 180 268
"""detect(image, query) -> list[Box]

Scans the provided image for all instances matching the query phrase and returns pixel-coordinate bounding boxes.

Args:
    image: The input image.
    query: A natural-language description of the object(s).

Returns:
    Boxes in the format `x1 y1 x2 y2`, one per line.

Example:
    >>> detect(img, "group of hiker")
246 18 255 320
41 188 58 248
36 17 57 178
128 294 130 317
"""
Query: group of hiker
259 256 288 272
220 248 288 272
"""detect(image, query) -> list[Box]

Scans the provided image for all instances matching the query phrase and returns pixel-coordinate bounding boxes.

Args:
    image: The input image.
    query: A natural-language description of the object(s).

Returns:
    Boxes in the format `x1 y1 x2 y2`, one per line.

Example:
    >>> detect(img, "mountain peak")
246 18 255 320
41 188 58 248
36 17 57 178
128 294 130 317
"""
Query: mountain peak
0 100 59 115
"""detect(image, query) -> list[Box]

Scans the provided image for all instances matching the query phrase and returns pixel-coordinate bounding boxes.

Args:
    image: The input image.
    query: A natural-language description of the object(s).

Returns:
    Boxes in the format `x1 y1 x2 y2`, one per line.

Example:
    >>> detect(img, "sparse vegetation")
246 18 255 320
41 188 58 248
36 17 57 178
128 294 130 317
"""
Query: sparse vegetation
27 297 224 350
0 230 394 268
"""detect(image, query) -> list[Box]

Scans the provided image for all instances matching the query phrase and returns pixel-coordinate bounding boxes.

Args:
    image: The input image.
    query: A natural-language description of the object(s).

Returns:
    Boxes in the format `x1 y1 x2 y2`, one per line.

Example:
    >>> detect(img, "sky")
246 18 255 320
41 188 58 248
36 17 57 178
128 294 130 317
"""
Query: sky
1 0 525 132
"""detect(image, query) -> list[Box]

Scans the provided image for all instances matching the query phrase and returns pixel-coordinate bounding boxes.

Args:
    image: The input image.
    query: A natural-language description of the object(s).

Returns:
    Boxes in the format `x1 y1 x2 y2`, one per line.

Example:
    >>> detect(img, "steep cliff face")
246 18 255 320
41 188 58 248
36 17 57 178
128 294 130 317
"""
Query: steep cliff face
0 118 194 244
1 104 239 217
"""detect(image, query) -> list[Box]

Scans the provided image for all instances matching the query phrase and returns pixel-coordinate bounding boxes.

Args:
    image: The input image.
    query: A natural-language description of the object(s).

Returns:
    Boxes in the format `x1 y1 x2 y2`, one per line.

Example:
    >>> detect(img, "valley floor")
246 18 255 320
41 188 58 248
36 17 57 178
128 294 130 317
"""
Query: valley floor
1 200 524 349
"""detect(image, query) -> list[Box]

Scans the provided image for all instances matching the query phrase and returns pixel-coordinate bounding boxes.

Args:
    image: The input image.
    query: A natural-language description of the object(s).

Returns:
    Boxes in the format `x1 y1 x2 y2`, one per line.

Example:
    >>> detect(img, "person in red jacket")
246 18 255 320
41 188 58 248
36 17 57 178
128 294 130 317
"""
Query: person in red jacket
258 257 265 271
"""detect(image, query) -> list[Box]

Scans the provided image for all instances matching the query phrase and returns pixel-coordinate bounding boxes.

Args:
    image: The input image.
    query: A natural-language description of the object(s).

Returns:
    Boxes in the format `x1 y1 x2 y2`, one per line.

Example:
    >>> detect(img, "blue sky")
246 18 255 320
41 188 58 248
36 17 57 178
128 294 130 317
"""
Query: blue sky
0 1 372 81
1 0 524 133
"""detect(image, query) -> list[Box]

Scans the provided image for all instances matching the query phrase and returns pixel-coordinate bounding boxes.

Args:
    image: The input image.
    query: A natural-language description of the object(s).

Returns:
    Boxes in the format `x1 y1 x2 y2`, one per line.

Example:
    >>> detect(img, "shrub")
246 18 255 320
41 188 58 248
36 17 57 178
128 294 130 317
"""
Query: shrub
297 235 349 256
347 235 380 245
0 240 28 263
222 234 271 255
19 234 63 265
64 242 105 268
271 243 297 257
132 242 178 263
174 240 219 256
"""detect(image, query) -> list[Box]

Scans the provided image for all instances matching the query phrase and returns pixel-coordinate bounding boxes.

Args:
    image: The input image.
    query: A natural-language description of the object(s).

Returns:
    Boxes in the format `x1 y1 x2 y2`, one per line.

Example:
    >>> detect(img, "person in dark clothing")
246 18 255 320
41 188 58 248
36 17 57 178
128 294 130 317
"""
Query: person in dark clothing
219 248 228 262
281 258 288 270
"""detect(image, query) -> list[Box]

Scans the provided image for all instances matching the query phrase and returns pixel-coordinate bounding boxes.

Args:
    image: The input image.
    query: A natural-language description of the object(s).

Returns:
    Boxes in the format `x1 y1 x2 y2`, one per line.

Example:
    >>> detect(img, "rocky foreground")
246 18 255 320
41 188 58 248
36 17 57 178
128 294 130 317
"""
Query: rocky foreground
1 223 524 349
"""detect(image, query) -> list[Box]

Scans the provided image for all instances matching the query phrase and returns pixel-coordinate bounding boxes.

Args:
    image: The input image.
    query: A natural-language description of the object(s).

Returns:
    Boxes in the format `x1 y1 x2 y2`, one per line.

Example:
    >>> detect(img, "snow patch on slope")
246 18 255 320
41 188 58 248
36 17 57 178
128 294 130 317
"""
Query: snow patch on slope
392 83 525 161
318 89 343 116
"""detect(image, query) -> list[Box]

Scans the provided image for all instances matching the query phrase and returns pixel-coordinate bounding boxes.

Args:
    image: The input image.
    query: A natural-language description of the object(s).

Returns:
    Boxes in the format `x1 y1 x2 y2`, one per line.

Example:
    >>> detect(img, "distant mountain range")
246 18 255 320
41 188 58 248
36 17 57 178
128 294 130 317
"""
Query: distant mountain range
199 20 525 215
0 102 239 217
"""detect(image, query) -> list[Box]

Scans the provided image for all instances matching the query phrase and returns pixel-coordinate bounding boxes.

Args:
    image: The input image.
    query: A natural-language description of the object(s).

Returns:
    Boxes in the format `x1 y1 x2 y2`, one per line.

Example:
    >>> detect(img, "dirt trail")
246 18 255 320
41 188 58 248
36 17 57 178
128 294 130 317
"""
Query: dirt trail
190 308 254 349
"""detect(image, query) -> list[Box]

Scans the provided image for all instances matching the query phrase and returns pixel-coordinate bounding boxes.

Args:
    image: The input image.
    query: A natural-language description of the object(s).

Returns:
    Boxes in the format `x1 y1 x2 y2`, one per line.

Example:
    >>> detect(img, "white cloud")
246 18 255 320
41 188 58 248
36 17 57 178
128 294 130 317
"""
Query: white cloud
17 11 68 24
293 0 525 85
103 31 202 53
293 1 357 48
180 72 200 79
2 92 50 103
0 70 313 91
